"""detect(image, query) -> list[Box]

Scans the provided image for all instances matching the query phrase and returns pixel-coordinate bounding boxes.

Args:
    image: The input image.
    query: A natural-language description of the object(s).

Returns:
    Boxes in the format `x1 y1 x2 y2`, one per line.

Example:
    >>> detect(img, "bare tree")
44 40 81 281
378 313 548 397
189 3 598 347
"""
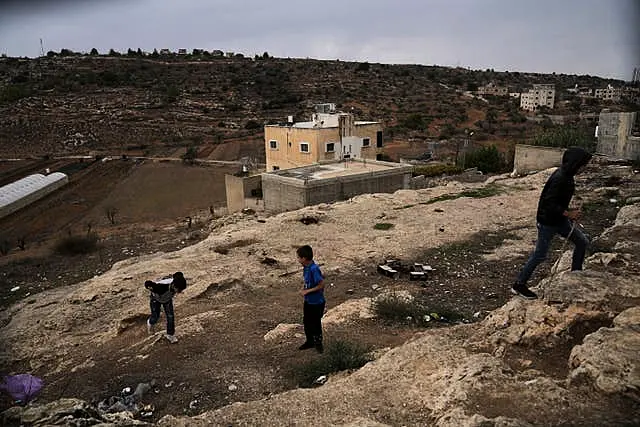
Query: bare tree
17 235 26 250
105 207 118 225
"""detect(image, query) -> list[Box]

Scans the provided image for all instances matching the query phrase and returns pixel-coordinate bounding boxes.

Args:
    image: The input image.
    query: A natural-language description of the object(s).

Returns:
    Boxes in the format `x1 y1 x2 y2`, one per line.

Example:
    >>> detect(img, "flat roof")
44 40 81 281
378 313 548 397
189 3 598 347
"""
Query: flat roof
272 160 407 181
266 120 380 129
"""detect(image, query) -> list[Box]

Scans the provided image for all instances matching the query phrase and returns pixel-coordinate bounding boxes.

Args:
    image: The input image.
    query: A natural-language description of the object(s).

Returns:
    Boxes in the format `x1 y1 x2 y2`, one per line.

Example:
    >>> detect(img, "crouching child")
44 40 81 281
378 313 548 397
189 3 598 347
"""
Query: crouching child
144 271 187 343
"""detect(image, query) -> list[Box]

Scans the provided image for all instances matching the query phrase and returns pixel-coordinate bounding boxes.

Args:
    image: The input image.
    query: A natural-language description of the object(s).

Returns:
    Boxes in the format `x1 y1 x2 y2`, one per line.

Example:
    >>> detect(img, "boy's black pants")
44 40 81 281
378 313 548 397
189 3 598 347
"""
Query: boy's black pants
303 301 325 344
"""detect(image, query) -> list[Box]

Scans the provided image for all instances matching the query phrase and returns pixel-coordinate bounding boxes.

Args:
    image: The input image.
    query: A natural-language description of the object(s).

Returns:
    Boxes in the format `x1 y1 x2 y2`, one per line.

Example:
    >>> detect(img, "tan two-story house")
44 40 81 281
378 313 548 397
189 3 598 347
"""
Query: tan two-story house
264 104 383 171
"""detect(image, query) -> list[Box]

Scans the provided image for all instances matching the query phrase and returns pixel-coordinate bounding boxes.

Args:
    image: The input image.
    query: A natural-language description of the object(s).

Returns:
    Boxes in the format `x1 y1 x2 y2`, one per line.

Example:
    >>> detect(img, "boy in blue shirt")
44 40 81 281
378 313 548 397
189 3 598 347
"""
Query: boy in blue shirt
297 245 325 353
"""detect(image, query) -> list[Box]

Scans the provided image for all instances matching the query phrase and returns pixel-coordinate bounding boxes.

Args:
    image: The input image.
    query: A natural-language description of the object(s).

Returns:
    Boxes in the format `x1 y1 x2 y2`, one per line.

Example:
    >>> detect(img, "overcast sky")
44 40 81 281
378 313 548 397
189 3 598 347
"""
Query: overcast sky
0 0 638 80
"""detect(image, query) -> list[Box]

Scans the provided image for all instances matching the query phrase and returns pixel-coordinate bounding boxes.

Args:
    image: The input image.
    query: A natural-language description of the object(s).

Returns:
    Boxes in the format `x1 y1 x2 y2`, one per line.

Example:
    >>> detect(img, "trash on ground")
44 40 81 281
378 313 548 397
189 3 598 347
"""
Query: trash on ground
313 375 327 386
0 374 43 403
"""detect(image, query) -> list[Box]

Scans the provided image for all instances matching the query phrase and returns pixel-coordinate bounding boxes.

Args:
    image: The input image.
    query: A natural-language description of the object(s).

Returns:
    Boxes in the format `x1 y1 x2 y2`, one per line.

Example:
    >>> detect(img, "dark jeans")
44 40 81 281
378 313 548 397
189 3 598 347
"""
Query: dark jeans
303 301 325 344
517 218 589 286
149 298 175 335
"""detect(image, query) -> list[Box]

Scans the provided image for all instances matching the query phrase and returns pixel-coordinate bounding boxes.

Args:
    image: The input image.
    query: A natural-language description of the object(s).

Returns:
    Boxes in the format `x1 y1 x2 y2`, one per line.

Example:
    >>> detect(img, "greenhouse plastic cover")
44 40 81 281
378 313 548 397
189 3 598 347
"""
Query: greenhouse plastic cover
0 172 68 208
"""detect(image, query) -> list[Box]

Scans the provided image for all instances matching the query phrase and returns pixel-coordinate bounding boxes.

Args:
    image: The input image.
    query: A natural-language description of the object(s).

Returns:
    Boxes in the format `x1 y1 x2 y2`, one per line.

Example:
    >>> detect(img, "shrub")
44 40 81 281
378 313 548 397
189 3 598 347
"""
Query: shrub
412 164 464 177
54 233 99 255
373 223 394 230
292 340 372 387
461 145 507 173
532 125 595 151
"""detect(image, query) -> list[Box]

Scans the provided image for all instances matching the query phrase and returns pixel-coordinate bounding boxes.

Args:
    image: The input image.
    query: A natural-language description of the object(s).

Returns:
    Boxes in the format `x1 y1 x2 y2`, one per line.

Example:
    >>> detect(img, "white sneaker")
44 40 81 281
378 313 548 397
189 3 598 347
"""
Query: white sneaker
165 334 178 343
147 319 154 334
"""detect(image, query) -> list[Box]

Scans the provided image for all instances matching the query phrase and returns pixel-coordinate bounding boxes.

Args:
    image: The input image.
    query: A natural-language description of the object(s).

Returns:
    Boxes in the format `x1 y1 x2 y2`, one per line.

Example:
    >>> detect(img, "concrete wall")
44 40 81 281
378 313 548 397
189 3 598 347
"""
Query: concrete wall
262 164 412 213
513 144 565 175
597 112 640 160
225 174 263 213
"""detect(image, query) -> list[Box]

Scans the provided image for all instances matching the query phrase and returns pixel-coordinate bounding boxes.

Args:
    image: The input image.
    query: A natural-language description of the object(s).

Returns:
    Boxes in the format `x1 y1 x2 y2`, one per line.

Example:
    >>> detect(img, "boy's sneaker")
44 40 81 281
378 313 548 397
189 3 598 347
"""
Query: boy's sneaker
298 341 314 350
165 334 178 344
511 283 538 300
146 319 154 334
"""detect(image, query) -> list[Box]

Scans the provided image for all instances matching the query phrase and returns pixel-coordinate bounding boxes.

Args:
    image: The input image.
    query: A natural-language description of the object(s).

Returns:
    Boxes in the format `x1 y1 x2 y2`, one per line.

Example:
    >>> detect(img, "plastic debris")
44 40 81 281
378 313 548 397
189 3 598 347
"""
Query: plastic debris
10 286 20 292
313 375 327 386
0 374 43 403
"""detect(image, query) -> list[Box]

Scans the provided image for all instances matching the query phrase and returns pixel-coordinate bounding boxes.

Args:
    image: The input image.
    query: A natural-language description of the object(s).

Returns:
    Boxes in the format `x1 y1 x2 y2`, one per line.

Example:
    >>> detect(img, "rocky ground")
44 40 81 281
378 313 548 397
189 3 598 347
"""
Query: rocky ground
1 160 639 426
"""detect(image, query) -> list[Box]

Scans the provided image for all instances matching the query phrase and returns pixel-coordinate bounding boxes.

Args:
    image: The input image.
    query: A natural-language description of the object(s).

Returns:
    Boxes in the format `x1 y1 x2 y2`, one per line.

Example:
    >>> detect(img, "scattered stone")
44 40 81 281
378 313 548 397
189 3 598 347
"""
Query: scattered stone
626 197 640 205
10 286 19 292
228 384 238 391
371 284 380 291
260 257 279 266
346 289 354 294
264 323 300 342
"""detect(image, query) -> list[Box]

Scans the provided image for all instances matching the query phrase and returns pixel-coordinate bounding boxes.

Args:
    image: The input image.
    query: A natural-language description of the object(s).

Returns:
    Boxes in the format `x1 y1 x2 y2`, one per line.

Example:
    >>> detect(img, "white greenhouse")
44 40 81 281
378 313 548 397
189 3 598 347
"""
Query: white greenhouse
0 172 69 219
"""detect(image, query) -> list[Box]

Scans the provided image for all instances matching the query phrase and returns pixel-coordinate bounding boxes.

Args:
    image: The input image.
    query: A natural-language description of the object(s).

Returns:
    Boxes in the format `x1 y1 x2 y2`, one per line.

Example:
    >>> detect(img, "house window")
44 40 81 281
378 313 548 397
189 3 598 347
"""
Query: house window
300 142 310 153
376 131 383 148
362 138 370 147
269 140 278 150
326 142 335 153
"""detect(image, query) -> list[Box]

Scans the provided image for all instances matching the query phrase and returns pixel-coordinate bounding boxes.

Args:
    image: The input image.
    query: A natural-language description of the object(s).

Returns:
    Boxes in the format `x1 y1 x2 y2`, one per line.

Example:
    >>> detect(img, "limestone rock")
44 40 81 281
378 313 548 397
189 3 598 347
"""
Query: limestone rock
568 306 640 397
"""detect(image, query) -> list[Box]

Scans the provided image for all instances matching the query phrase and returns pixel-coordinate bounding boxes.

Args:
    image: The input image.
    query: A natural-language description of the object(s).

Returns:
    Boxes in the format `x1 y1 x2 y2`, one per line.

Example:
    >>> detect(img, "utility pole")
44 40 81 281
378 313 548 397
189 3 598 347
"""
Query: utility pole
40 38 45 57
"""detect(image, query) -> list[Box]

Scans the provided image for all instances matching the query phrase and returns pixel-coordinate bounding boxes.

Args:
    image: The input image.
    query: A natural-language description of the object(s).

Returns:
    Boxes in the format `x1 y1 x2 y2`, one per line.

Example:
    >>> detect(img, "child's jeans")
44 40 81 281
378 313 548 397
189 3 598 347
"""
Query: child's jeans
149 298 175 335
303 301 325 344
517 218 589 286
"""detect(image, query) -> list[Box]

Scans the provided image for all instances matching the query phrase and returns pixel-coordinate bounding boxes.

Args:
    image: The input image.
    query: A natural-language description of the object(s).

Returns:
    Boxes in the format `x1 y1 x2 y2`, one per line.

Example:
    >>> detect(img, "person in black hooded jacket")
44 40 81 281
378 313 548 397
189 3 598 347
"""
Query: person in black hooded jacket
513 147 592 299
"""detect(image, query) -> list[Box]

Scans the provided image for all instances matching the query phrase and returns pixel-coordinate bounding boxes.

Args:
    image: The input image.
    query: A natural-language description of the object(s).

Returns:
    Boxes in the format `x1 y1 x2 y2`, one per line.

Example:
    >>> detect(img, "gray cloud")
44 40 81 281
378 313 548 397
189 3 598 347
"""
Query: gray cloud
0 0 637 79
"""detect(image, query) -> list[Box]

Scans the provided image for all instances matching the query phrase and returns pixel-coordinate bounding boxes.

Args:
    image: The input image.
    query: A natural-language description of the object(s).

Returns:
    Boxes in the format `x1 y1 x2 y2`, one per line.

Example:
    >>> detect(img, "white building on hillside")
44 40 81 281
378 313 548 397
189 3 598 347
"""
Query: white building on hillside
594 85 622 102
520 84 555 111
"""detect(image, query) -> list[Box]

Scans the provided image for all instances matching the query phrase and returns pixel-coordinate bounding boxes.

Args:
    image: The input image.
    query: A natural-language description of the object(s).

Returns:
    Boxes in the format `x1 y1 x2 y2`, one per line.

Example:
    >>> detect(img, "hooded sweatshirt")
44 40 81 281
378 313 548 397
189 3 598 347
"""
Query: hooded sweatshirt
536 147 592 226
145 278 175 304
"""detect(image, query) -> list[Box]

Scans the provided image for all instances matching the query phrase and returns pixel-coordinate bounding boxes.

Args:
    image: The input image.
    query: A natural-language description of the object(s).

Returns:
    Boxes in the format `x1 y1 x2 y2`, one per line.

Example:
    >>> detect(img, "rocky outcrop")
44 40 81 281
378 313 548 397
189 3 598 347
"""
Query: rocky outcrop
2 172 639 426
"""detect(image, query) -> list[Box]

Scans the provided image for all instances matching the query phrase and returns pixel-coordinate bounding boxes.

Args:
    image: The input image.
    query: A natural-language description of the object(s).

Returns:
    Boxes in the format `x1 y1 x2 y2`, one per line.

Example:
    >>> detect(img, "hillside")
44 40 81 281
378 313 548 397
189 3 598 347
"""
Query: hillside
0 54 630 160
1 160 639 426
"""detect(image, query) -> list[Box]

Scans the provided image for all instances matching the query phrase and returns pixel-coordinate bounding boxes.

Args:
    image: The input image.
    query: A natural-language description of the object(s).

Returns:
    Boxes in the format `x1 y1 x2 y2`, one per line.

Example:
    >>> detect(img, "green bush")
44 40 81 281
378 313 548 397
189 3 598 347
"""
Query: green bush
461 145 507 173
54 233 99 256
292 340 372 387
373 223 394 230
412 164 463 177
532 125 595 151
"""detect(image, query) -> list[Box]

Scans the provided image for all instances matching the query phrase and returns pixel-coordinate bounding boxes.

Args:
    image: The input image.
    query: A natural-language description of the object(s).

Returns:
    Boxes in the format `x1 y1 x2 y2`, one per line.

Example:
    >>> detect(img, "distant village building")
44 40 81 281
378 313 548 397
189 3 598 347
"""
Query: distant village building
622 86 640 105
597 111 640 160
594 85 622 102
211 50 224 57
633 67 640 83
177 49 188 55
159 49 171 55
520 84 555 111
264 103 383 171
477 82 508 97
566 85 593 97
